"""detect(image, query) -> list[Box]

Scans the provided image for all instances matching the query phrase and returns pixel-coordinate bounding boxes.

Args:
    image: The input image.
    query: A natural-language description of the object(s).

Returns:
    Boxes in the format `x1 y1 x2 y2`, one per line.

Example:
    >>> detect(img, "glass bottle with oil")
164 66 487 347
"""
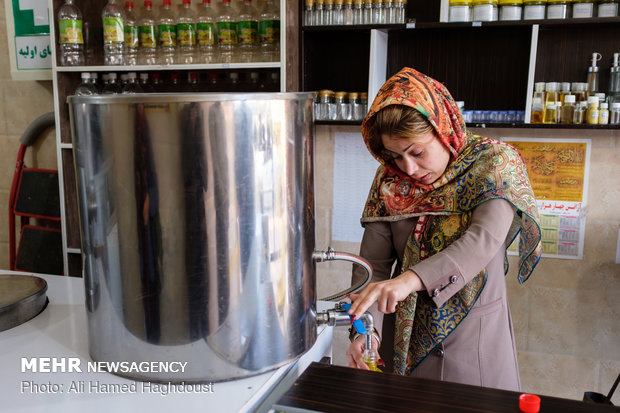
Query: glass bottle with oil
542 82 559 123
363 348 383 372
586 52 602 96
586 96 600 124
530 82 545 123
560 94 575 124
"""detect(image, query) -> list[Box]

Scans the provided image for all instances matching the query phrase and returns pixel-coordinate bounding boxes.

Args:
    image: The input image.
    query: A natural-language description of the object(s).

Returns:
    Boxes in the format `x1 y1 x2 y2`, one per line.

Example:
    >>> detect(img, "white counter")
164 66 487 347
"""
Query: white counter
0 272 334 413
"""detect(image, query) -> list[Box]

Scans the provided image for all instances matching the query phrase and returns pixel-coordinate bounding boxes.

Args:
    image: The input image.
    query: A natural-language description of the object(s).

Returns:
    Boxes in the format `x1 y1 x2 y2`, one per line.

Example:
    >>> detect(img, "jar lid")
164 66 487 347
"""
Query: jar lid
472 0 498 5
334 91 347 99
348 92 359 99
449 0 472 4
318 89 332 97
523 0 546 4
499 0 523 4
360 92 368 99
547 0 569 3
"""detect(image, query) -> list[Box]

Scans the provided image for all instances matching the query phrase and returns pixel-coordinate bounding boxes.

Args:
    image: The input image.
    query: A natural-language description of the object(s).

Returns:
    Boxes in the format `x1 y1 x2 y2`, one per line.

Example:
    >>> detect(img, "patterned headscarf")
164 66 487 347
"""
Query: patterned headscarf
360 67 542 374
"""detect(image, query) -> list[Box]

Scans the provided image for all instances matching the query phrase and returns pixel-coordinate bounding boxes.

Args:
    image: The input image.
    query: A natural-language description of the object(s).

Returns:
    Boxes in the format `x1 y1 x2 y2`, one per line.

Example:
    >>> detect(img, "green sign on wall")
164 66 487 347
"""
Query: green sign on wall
12 0 50 35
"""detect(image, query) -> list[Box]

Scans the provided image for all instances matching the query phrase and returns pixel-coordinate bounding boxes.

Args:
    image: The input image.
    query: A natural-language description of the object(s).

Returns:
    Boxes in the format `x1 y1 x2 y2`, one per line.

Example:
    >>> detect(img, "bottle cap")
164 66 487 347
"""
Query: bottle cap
534 82 545 92
519 393 541 413
545 82 559 91
81 72 91 79
587 96 599 103
563 94 575 103
601 102 609 109
595 92 606 101
126 1 134 8
612 102 620 109
144 0 152 6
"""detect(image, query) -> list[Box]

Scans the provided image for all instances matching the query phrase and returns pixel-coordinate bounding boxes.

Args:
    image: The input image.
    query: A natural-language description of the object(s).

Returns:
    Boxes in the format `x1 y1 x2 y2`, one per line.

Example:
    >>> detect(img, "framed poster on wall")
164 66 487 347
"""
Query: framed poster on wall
4 0 52 80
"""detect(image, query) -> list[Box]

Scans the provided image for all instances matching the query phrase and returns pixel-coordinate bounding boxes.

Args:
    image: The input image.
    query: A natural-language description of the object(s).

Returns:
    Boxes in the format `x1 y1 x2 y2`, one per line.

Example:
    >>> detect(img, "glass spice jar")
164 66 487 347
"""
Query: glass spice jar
523 0 546 19
499 0 523 20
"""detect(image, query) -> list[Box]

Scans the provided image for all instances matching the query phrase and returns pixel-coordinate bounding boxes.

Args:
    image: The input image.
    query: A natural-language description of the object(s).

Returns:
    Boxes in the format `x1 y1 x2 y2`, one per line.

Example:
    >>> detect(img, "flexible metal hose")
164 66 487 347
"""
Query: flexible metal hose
314 247 373 301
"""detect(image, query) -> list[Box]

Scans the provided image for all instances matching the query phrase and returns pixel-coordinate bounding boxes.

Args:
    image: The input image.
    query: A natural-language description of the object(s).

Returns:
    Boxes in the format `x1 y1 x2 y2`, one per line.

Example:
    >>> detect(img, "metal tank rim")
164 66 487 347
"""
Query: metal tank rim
66 91 317 105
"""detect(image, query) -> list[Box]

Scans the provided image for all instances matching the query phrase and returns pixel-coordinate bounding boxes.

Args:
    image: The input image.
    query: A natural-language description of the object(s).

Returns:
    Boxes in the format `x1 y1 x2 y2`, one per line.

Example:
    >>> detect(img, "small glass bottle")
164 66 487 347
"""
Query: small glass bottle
394 0 405 22
314 0 325 25
449 0 472 22
373 0 385 23
348 92 360 119
316 90 329 120
360 92 368 117
543 103 558 123
531 98 544 123
573 101 585 124
352 0 364 23
560 94 575 124
334 0 345 24
344 0 354 24
610 102 620 124
499 0 523 20
599 102 610 124
571 82 586 102
572 0 595 17
324 0 334 25
546 0 569 18
363 348 383 372
542 82 559 123
472 0 498 21
586 96 600 124
363 0 373 24
334 91 352 120
384 0 394 23
305 0 315 25
559 82 571 104
598 0 619 17
523 0 546 19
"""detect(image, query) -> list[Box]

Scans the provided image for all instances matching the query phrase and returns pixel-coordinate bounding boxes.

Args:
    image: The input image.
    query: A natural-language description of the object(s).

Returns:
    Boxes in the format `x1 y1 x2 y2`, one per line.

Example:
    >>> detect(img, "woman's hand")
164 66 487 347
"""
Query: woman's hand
346 334 380 370
347 270 424 319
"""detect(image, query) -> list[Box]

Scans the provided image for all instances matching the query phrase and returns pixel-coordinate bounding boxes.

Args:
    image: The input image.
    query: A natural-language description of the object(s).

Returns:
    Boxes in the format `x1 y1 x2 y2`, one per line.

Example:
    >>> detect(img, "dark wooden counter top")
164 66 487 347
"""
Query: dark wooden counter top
274 362 619 413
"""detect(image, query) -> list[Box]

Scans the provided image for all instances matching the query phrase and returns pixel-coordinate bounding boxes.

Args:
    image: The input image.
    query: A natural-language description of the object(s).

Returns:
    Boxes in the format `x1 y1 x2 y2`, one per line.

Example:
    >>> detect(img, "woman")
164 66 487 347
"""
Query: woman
346 67 542 391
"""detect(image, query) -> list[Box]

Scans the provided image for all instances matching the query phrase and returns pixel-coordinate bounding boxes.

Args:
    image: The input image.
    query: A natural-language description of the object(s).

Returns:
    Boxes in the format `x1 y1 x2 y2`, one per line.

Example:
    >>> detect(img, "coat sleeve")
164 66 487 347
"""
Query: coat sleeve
352 221 398 342
412 198 516 308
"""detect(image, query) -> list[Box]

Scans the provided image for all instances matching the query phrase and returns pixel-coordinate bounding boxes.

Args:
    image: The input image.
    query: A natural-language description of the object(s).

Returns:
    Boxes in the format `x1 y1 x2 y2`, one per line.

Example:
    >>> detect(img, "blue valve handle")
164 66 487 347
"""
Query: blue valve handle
341 303 367 335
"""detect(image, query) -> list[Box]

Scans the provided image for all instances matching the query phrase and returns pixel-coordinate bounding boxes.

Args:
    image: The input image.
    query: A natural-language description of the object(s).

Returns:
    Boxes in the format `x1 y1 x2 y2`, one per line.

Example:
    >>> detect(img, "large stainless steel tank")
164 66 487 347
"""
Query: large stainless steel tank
68 93 318 382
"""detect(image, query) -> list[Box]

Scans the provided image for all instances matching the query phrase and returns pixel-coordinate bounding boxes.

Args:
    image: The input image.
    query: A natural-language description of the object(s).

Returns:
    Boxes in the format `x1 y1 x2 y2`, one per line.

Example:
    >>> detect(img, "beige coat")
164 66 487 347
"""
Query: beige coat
354 198 521 391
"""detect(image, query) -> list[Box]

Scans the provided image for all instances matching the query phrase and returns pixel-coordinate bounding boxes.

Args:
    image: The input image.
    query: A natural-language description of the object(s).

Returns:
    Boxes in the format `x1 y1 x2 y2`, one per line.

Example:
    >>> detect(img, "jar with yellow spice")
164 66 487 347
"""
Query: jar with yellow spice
499 0 523 20
523 0 546 19
449 0 472 22
472 0 498 20
546 0 570 19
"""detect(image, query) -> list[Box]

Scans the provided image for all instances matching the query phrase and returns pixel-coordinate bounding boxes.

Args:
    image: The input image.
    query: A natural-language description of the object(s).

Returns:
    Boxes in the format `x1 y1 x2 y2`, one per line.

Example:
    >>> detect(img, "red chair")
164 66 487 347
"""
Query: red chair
8 112 63 275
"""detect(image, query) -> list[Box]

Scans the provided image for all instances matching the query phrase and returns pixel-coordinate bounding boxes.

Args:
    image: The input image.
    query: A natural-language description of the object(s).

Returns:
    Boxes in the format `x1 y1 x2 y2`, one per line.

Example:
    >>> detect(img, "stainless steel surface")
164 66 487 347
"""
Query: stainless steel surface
0 274 48 332
68 93 317 382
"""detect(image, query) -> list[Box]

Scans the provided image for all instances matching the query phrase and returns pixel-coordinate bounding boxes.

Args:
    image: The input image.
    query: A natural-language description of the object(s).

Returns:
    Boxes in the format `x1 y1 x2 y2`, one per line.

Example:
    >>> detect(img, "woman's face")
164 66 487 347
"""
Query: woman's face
380 131 451 185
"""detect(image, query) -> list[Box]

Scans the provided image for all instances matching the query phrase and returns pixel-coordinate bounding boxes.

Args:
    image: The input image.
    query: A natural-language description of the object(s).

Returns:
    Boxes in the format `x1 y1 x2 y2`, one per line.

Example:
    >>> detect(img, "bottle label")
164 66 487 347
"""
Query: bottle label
259 20 280 44
103 17 124 43
197 22 215 46
158 24 177 47
124 25 139 48
216 22 238 45
572 3 594 18
597 3 618 17
58 19 84 44
177 23 196 46
139 25 157 48
237 21 258 45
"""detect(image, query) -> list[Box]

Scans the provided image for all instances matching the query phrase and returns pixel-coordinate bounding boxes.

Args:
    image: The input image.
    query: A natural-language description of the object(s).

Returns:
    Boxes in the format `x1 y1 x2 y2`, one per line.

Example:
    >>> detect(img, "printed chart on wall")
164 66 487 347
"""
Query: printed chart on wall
502 137 591 260
332 132 380 243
